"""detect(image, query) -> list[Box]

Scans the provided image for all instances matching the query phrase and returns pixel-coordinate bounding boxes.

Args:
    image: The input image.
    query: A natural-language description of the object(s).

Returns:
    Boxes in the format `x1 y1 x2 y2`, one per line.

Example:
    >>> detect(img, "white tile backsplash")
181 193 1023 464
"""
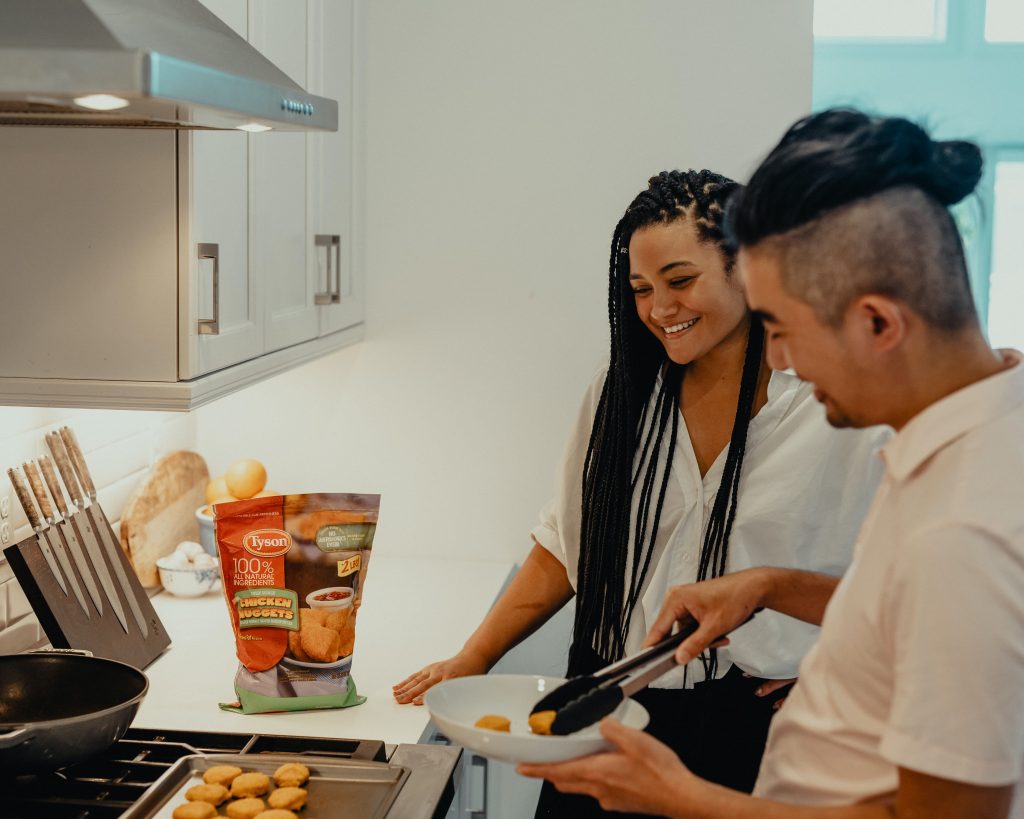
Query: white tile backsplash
0 407 197 652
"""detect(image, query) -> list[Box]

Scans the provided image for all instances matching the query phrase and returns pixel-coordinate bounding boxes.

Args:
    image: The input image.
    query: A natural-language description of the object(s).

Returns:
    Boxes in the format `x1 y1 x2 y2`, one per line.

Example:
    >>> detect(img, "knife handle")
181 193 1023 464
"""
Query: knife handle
39 456 70 520
7 468 43 531
23 461 54 523
48 432 85 509
60 427 97 501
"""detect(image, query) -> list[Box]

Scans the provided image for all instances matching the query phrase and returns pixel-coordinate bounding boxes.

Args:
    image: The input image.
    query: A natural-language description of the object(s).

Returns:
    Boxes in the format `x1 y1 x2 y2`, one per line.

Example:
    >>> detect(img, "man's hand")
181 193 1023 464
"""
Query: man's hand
644 569 770 665
518 718 705 816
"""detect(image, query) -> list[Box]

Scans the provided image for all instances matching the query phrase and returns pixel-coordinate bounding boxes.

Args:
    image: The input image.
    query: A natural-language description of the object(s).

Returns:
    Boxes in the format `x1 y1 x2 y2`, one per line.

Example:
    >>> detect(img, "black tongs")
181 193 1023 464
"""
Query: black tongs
531 611 757 735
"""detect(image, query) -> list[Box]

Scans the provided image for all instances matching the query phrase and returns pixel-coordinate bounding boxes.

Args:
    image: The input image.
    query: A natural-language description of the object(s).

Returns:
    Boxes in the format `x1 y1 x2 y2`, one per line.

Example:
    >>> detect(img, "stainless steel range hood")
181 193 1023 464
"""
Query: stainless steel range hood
0 0 337 131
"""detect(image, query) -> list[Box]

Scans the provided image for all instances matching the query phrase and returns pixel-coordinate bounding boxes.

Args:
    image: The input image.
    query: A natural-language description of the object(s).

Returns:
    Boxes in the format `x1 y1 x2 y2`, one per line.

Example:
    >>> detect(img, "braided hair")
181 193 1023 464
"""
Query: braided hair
568 170 766 678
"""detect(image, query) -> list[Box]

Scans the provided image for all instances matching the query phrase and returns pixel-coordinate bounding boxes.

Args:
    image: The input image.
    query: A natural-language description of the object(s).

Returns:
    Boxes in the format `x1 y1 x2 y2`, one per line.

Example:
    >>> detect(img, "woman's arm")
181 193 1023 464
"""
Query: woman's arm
393 542 574 704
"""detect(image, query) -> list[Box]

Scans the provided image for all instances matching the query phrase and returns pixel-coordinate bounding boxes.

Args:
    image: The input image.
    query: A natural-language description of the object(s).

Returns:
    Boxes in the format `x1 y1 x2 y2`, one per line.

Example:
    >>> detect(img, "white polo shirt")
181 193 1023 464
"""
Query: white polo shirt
755 351 1024 815
532 365 888 686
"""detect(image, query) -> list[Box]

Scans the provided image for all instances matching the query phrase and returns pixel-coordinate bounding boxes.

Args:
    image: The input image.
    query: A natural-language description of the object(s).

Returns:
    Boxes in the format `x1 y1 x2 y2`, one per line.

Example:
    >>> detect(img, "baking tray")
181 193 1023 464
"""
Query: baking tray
121 752 411 819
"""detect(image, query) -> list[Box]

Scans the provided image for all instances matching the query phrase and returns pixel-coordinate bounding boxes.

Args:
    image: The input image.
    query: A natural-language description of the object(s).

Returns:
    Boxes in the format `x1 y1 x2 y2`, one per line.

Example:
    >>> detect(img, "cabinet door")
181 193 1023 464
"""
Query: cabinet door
309 0 364 336
250 0 321 354
181 0 263 378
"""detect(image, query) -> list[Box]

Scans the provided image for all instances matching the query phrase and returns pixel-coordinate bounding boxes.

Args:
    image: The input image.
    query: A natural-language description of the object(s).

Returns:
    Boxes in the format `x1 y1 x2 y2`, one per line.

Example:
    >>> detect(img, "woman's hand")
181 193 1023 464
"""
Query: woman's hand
753 677 797 711
518 718 707 816
393 650 490 705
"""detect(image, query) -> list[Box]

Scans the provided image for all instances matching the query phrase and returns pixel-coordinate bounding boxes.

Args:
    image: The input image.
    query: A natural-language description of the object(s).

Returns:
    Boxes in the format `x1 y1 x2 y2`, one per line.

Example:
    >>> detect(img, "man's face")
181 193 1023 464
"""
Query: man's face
739 246 879 429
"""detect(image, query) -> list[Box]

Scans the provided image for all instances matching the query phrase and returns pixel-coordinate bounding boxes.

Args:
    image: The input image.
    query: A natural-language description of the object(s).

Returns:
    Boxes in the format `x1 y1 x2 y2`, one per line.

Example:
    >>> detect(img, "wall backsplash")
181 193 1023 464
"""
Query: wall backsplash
0 407 196 653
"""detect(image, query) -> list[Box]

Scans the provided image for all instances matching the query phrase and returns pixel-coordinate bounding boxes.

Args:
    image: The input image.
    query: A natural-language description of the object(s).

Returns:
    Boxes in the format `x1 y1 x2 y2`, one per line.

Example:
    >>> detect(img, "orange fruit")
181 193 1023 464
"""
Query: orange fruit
205 476 230 505
225 459 267 500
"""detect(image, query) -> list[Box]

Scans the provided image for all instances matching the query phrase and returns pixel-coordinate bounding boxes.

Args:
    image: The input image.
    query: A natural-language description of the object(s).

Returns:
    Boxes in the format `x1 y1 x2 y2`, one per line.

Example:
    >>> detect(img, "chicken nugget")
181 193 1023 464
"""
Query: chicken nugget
324 607 351 632
475 714 511 732
273 762 310 788
254 811 298 819
226 798 266 819
185 782 229 805
203 764 243 787
300 623 341 663
298 607 329 627
288 629 310 661
173 802 217 819
528 710 556 736
230 771 271 798
268 786 307 810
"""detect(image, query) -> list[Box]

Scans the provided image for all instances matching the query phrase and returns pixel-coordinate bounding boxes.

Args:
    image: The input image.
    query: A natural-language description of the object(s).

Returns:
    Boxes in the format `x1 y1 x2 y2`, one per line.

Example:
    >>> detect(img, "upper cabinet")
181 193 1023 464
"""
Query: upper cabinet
0 0 364 411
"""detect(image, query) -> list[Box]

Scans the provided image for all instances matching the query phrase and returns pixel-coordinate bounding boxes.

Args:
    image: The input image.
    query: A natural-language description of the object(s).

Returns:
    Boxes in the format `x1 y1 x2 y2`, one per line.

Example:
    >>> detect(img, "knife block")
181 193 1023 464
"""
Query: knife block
4 532 171 669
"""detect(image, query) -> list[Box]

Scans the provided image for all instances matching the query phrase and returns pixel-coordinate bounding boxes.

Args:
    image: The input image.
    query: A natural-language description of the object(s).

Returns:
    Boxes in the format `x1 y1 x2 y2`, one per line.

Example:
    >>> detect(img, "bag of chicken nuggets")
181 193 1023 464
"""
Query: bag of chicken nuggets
213 493 378 714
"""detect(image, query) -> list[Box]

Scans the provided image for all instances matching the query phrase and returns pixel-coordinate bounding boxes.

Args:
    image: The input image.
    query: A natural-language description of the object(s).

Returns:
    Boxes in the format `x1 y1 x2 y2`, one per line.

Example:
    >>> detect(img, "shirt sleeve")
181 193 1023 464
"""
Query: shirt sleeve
530 498 566 568
879 522 1024 785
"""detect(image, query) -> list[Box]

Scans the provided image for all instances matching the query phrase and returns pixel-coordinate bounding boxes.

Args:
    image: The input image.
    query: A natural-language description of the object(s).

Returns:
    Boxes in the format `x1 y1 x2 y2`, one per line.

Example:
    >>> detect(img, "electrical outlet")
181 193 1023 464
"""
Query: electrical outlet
0 492 10 519
0 521 10 545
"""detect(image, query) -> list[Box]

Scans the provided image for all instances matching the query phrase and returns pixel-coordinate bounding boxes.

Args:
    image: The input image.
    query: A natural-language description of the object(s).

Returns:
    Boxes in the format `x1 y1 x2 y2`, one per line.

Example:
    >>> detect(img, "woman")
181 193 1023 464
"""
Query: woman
394 170 887 813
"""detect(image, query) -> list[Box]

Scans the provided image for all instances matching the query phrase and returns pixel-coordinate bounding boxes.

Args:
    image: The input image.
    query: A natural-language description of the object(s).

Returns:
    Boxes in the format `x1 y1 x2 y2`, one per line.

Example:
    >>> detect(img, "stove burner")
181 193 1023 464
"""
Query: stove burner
1 728 387 818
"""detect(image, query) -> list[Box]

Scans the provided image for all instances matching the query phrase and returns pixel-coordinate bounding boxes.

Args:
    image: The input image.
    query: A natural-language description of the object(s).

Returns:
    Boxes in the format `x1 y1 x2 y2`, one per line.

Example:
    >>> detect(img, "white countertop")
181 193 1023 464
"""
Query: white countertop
135 555 514 746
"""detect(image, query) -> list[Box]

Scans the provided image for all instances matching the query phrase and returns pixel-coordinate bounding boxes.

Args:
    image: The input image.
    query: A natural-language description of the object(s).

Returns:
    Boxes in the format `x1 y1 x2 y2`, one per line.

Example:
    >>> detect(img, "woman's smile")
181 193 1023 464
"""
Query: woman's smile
661 316 700 338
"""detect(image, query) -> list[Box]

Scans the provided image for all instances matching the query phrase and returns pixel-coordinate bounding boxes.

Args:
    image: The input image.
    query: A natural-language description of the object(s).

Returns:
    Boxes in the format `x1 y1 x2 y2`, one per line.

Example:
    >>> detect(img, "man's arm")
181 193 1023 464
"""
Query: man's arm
519 721 1015 819
643 567 841 665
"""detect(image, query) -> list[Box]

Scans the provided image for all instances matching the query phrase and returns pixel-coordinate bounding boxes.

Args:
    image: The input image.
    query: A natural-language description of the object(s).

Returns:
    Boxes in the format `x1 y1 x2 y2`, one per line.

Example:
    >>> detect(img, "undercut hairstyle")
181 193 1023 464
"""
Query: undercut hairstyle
569 170 765 677
727 108 983 330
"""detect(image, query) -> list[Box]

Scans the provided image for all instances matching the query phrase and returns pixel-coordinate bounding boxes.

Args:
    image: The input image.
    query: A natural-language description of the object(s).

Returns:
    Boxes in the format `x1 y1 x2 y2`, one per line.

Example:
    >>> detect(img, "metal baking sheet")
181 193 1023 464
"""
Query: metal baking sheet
121 752 411 819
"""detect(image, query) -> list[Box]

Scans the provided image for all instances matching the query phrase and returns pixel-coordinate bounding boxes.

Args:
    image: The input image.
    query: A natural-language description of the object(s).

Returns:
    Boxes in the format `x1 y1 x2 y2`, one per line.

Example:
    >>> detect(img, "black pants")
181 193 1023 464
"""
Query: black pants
533 662 788 818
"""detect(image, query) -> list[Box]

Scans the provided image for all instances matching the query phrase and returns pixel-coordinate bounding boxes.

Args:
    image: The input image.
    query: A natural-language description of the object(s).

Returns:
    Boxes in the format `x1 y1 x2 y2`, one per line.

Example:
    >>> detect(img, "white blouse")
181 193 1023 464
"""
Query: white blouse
531 365 890 687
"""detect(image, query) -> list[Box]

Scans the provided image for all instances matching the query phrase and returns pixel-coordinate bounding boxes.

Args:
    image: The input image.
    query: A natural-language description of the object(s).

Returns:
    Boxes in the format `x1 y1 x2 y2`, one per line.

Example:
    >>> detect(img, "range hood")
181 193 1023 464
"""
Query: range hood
0 0 337 131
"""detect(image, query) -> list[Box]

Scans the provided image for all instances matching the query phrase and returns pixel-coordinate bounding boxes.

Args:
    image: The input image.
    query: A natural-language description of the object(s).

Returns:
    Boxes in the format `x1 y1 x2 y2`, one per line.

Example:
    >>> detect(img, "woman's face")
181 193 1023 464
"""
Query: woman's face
628 218 748 366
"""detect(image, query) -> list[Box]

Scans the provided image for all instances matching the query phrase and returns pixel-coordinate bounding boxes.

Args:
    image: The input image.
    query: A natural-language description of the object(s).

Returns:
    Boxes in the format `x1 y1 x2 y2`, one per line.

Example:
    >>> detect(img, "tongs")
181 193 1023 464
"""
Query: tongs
532 611 757 735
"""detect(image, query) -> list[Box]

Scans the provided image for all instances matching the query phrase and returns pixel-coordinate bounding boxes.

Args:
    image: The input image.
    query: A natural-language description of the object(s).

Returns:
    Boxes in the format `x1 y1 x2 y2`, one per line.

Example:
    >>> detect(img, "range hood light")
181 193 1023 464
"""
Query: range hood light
237 122 273 132
73 94 130 111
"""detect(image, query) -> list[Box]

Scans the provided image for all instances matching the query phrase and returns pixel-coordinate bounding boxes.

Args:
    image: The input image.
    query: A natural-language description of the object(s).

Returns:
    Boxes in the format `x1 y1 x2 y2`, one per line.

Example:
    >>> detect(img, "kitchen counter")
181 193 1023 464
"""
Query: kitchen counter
134 555 515 746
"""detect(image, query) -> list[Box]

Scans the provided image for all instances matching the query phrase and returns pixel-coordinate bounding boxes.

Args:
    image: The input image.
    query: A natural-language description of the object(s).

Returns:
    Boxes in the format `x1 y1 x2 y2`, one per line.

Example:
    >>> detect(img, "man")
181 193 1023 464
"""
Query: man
519 109 1024 818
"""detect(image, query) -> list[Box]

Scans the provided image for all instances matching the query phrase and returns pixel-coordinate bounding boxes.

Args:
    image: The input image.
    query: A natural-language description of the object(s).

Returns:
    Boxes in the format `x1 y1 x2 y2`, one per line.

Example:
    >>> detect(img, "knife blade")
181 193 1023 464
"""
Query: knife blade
7 467 69 596
23 461 90 618
57 427 150 638
43 440 130 635
37 455 106 619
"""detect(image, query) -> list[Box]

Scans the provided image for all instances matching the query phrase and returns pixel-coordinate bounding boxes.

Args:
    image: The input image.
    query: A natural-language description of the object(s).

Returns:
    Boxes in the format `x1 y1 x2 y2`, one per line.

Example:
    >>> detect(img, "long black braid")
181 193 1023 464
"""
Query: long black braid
568 170 766 677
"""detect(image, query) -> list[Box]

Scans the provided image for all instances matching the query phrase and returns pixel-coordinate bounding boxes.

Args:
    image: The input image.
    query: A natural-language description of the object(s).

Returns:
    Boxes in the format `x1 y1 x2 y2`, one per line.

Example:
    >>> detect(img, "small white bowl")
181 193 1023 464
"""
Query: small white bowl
306 586 354 610
194 505 217 556
424 674 649 764
156 556 221 597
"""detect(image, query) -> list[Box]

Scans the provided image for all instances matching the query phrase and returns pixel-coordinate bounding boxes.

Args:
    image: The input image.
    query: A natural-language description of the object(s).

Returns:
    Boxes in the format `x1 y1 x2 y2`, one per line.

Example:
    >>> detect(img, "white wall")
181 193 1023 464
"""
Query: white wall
194 0 814 566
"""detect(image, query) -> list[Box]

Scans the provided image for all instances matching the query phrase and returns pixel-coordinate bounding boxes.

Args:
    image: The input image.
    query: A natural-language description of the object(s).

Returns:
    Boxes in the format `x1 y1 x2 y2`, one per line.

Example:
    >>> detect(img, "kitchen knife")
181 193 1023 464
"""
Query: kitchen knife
56 427 150 638
41 453 132 634
23 461 90 619
6 467 69 596
36 455 106 619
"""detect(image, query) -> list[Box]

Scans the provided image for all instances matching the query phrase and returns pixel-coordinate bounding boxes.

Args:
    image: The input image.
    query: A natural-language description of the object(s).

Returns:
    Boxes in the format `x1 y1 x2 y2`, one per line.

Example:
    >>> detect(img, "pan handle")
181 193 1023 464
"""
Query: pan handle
0 728 29 749
28 648 94 658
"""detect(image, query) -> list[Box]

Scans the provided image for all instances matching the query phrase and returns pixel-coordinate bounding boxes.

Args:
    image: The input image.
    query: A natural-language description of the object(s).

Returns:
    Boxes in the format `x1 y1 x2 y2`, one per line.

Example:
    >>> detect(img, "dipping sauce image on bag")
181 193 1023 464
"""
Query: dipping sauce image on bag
213 493 379 714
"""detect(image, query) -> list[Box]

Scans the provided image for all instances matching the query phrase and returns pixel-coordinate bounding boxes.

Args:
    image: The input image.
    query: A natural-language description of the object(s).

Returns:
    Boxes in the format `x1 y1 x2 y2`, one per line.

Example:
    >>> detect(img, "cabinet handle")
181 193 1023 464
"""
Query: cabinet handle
197 243 220 335
314 234 341 305
468 754 488 818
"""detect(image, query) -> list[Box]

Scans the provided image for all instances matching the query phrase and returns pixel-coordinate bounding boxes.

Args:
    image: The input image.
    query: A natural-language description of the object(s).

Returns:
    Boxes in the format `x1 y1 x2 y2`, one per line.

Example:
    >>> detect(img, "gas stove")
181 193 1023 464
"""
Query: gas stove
2 727 459 819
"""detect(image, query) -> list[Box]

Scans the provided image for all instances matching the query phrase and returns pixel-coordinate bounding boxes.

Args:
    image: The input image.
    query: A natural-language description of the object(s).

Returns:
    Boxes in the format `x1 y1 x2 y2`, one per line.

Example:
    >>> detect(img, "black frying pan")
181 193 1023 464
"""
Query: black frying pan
0 651 148 773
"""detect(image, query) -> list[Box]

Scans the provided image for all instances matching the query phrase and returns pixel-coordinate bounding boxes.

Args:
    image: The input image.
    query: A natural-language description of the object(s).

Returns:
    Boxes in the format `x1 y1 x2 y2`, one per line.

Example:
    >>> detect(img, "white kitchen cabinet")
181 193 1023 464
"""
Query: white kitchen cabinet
0 0 363 410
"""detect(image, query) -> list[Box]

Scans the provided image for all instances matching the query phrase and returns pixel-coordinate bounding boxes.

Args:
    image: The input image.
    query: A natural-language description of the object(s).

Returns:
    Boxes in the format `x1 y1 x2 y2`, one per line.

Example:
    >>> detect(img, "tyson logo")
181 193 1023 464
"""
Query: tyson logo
242 529 292 557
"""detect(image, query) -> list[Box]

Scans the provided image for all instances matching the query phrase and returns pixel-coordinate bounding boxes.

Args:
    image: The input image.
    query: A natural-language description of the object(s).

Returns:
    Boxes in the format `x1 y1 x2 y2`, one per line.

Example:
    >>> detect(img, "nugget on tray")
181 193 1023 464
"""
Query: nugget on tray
227 797 267 819
185 782 230 805
231 771 272 798
254 810 298 819
203 764 243 787
172 802 217 819
268 786 308 811
273 762 310 788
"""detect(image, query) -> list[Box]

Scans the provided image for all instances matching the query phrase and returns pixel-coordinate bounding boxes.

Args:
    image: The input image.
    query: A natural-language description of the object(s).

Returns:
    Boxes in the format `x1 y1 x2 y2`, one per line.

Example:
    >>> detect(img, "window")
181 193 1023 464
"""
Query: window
986 161 1024 349
985 0 1024 42
813 0 945 40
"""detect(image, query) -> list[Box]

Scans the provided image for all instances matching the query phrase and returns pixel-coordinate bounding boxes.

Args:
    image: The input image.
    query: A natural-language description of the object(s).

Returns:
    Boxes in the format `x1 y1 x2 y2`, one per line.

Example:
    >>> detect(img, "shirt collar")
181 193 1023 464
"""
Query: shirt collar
881 349 1024 482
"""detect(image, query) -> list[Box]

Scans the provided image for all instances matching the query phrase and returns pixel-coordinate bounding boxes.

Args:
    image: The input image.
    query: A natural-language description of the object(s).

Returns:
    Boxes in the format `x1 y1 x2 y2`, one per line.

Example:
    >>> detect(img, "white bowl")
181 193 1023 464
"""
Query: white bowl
424 674 649 764
194 505 217 556
156 556 221 597
306 586 354 610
